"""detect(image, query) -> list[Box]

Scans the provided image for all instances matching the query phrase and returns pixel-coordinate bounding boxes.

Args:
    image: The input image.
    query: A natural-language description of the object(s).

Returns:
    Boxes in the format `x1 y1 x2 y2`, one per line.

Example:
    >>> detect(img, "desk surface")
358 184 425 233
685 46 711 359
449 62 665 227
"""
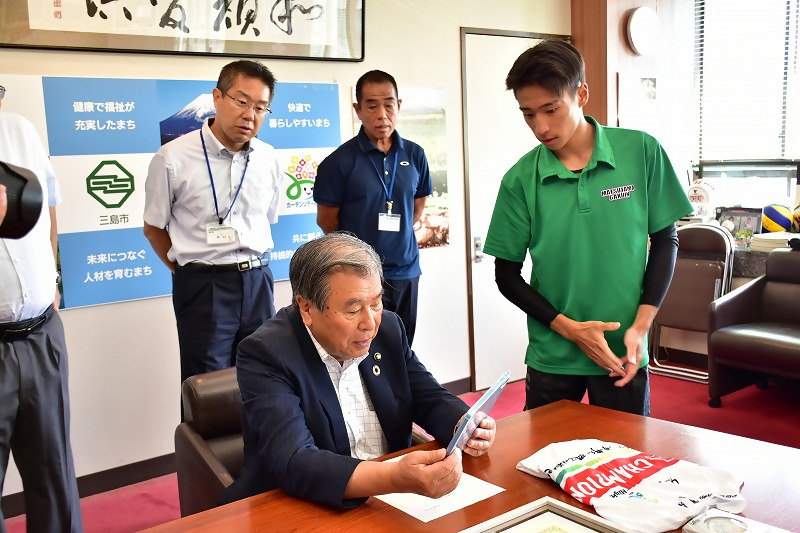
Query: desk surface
146 400 800 532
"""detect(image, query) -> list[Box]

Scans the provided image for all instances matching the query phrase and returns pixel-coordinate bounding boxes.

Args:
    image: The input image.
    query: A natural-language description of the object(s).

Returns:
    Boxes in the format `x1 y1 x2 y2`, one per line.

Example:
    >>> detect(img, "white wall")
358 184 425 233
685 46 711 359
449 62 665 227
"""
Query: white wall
0 0 570 495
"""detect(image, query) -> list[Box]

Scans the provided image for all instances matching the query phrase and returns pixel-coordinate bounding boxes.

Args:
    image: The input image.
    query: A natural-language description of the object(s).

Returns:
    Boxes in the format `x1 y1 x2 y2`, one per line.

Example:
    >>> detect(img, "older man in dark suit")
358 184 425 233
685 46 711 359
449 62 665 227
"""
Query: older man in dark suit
223 232 495 508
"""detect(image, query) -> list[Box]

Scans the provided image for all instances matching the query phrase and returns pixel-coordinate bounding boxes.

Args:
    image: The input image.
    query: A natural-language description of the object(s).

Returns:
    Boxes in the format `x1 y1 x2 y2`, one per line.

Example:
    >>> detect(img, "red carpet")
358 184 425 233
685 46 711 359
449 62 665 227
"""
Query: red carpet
5 374 800 532
462 374 800 448
650 376 800 448
4 474 180 533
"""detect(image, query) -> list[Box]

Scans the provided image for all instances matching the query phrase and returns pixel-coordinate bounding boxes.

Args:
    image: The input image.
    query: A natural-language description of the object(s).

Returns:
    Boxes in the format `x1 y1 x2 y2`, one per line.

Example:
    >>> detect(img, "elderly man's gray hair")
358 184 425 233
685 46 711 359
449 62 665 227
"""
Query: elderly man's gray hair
290 232 384 311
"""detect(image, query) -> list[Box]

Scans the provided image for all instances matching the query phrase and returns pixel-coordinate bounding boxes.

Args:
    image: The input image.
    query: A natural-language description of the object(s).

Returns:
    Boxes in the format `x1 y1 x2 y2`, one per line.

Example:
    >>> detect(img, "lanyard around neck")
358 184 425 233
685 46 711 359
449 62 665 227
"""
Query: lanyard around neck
201 130 249 225
368 150 399 208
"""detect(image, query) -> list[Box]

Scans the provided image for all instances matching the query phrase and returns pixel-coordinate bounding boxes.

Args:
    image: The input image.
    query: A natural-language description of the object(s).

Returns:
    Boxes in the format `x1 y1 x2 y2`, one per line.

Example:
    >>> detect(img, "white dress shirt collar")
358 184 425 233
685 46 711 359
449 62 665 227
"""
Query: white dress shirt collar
305 325 389 459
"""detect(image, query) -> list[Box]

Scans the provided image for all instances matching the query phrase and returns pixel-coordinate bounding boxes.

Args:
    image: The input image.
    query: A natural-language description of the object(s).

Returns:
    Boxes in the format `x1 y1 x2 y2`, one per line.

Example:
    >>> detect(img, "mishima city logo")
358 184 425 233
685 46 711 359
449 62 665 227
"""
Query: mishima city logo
86 160 135 208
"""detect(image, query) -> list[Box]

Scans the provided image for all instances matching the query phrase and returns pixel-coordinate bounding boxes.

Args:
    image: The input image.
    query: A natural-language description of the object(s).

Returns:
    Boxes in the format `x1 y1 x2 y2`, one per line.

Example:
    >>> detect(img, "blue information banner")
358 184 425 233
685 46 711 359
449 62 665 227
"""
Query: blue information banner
59 227 173 308
264 83 340 149
40 76 338 309
269 213 322 281
42 77 162 156
42 79 341 155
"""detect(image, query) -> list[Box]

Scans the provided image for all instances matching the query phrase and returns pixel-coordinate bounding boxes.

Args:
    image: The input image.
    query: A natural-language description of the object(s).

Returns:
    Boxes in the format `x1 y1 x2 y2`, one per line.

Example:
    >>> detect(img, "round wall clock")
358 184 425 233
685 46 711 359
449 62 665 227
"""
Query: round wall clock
627 6 659 56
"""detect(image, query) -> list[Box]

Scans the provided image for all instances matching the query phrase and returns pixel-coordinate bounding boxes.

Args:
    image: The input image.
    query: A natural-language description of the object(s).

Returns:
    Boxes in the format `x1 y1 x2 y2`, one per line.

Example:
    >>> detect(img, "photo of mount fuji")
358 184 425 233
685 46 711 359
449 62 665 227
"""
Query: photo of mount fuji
159 93 215 146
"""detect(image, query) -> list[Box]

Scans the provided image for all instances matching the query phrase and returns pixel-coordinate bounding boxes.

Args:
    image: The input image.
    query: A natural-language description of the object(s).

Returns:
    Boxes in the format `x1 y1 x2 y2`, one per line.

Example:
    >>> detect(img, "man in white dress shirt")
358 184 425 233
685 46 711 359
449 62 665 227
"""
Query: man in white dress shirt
143 60 282 392
0 91 83 531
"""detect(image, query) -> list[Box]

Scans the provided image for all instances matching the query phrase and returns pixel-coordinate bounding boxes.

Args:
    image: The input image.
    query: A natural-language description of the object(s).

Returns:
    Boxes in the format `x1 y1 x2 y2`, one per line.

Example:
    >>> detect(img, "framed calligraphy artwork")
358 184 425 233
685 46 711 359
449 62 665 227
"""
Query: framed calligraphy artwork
0 0 364 61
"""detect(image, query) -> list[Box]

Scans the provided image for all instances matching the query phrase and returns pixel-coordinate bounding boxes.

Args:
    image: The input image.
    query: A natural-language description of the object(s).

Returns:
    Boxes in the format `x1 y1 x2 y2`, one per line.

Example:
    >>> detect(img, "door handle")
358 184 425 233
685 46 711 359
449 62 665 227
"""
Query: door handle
474 236 484 263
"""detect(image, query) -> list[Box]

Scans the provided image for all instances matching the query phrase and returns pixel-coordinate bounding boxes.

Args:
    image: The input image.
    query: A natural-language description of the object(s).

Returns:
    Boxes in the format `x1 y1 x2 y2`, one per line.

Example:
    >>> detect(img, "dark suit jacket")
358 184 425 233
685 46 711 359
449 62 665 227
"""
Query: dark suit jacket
223 305 468 509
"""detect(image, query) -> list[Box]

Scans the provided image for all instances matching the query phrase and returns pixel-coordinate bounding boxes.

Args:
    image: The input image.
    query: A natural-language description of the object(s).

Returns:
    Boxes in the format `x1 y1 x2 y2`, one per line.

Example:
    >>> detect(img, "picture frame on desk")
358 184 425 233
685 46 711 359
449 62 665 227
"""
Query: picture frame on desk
716 207 763 250
460 496 627 533
0 1 365 61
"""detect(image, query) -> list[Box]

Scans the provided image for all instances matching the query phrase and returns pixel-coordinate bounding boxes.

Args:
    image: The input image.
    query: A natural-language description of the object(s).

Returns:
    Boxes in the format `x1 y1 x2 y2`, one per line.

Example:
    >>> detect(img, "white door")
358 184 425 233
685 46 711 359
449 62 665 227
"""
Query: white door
462 31 545 390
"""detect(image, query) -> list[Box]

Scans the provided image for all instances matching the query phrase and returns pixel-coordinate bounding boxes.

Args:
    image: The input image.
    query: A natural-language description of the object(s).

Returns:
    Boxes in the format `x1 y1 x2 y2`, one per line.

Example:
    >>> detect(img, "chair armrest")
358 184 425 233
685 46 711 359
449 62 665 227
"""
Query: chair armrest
174 423 235 517
709 275 766 332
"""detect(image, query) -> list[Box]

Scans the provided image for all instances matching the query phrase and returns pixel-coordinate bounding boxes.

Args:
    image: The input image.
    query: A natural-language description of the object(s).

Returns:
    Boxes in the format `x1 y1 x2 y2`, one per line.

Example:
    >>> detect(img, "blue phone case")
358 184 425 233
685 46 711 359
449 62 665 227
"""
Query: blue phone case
446 370 511 456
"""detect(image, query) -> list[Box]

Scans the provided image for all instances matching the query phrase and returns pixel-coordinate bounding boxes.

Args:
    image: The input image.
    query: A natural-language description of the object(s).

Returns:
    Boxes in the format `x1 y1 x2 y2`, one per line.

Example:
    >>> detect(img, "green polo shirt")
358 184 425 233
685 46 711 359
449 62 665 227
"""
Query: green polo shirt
484 116 692 375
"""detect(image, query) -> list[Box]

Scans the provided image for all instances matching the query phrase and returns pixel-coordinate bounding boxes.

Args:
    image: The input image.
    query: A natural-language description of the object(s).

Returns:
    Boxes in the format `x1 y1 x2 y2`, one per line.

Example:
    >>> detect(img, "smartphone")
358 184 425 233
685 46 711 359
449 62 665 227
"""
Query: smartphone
445 371 510 456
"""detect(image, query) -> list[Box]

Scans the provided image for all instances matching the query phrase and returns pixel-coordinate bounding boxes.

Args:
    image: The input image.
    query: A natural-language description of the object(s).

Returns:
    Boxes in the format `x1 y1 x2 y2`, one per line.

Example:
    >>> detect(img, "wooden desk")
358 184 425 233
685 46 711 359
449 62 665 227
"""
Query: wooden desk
146 400 800 532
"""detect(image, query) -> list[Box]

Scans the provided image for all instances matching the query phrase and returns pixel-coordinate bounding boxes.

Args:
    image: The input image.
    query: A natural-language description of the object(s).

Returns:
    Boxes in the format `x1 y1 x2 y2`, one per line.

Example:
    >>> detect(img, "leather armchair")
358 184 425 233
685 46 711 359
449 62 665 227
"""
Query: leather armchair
707 249 800 407
174 367 243 517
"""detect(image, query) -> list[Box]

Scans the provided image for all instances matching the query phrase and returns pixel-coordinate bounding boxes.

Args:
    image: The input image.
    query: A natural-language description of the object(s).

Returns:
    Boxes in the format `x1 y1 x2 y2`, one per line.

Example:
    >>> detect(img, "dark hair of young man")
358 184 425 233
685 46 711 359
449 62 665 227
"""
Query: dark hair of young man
505 40 586 98
355 70 399 103
217 60 277 98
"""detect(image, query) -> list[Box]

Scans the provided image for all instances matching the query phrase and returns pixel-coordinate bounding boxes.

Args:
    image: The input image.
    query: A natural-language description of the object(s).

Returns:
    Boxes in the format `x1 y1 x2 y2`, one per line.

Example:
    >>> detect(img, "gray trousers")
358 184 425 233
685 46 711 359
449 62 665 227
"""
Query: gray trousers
0 311 83 533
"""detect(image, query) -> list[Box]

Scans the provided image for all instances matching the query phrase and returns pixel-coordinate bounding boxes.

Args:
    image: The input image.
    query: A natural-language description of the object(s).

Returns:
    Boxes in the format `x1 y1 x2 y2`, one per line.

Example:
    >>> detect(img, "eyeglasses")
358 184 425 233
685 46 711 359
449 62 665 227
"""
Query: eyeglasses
222 91 271 116
0 86 5 100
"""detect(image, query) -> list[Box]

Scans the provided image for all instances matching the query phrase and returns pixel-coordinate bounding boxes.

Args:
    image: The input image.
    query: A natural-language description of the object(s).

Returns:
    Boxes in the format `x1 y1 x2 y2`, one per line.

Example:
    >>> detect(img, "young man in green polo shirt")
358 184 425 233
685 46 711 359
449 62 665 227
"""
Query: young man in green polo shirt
484 40 692 416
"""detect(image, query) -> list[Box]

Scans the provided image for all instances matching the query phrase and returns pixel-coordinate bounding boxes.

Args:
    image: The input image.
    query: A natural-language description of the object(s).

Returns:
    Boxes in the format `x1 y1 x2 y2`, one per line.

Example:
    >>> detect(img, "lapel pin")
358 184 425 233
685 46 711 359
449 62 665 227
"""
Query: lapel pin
373 352 382 361
372 365 381 376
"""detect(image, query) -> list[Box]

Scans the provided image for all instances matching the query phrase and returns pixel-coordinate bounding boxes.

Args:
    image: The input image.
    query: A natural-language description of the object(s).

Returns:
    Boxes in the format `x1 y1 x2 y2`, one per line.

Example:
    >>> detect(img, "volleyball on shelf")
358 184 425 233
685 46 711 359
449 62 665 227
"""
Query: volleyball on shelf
762 204 794 233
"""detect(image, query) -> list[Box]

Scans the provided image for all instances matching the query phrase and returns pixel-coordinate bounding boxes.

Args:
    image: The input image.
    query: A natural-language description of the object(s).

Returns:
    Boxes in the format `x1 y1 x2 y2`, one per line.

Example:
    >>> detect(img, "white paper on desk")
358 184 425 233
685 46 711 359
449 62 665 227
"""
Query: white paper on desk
374 456 504 523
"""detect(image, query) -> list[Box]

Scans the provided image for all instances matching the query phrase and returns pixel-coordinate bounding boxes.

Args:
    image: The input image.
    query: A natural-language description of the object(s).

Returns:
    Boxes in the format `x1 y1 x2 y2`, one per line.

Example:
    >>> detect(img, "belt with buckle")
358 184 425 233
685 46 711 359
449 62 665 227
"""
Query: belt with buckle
178 255 270 273
0 306 54 342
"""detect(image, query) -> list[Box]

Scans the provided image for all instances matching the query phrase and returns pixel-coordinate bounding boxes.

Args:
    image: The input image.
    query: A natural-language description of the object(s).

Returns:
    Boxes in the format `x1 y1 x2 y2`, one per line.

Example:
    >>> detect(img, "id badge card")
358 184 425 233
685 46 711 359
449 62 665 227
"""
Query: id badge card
206 224 237 244
378 213 401 232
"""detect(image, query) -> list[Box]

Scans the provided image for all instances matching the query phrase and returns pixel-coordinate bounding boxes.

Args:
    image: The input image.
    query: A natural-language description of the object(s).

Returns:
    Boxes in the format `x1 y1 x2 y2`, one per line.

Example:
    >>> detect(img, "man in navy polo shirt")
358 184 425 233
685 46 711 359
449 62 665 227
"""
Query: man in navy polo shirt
314 70 431 346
